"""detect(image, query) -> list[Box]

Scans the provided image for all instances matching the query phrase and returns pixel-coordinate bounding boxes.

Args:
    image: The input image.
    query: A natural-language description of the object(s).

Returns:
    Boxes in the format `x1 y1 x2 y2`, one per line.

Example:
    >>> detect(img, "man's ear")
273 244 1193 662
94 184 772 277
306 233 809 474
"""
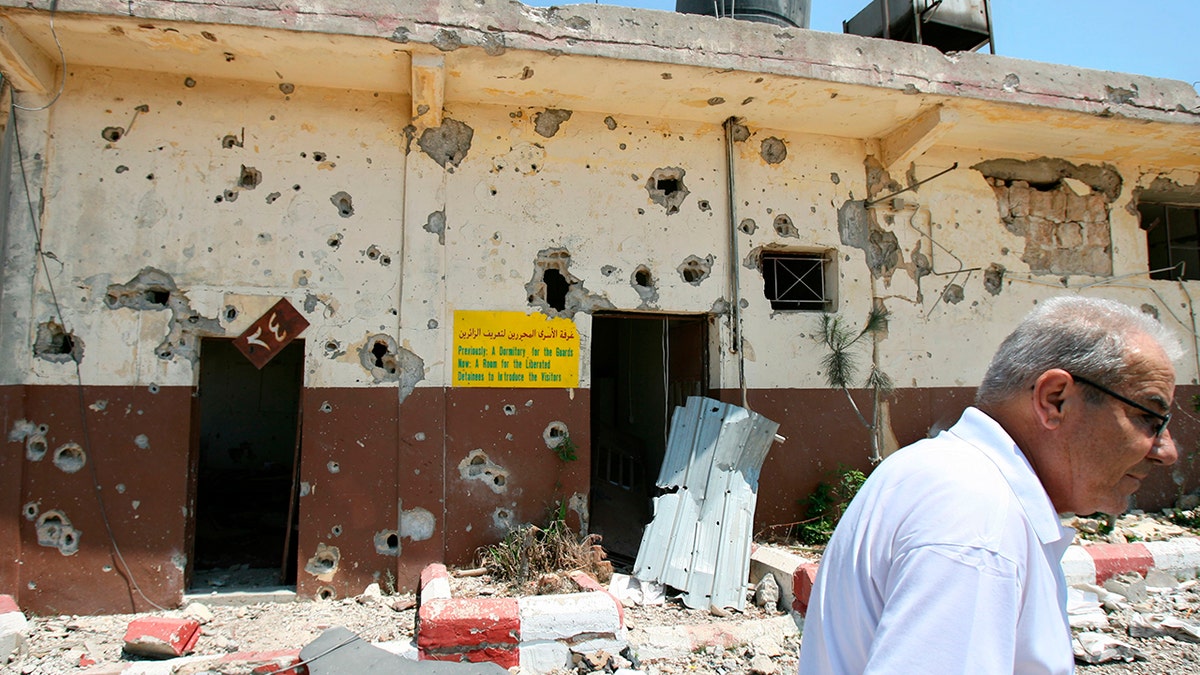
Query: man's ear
1032 369 1072 431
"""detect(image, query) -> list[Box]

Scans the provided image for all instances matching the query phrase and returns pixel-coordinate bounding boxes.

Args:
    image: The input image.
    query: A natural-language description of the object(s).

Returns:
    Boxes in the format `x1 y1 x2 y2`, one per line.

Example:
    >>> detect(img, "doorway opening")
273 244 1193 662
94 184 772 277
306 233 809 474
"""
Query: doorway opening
191 338 304 589
589 313 709 563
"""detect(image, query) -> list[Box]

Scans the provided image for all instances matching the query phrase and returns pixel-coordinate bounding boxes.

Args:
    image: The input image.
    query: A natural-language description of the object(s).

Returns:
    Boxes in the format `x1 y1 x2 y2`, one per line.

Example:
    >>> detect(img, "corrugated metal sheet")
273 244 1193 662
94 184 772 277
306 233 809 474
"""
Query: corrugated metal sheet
632 397 779 610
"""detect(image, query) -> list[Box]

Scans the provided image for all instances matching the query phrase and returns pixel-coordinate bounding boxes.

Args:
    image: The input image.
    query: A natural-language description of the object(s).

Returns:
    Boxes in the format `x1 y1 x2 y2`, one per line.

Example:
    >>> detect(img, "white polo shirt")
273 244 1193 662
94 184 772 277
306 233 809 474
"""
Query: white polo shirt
797 407 1076 674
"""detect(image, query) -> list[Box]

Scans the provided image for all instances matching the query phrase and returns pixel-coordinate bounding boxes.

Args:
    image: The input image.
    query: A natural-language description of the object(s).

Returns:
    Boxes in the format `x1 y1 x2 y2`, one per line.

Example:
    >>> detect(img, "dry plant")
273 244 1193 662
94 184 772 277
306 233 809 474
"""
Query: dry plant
478 502 611 590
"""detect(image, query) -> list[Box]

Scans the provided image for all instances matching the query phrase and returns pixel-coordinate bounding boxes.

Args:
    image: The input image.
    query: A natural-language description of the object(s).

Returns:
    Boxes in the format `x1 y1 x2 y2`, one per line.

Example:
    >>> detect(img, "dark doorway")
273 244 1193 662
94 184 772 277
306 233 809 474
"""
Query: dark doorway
589 314 709 562
192 338 304 588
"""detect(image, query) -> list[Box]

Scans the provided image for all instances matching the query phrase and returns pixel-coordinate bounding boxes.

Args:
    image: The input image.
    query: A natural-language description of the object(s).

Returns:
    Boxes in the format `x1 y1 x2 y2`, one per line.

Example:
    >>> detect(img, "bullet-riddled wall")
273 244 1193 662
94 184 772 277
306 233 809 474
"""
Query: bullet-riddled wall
2 0 1199 615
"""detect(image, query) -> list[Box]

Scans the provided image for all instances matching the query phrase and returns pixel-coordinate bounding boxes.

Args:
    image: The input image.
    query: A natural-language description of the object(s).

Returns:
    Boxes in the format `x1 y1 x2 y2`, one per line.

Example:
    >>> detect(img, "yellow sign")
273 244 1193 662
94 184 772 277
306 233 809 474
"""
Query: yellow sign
453 311 580 388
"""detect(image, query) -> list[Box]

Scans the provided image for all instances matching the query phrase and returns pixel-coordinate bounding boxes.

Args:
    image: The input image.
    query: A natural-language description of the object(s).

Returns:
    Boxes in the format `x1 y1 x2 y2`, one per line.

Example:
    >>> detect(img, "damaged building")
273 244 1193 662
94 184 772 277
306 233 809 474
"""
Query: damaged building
0 0 1198 614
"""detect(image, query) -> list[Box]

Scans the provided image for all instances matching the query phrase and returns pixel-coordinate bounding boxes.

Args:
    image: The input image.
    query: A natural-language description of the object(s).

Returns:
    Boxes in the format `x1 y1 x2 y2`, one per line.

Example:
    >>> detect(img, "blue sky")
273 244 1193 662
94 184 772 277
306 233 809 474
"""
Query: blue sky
520 0 1198 87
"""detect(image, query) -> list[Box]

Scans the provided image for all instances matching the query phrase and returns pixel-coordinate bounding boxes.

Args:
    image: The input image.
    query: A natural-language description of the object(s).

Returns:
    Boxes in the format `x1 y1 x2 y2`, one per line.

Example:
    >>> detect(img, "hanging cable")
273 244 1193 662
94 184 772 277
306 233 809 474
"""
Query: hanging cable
9 81 166 611
11 0 67 112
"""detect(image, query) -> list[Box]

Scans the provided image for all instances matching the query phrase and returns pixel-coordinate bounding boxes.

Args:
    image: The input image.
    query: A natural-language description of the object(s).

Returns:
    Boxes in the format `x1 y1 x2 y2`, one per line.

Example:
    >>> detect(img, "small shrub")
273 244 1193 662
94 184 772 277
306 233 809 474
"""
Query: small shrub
797 466 866 545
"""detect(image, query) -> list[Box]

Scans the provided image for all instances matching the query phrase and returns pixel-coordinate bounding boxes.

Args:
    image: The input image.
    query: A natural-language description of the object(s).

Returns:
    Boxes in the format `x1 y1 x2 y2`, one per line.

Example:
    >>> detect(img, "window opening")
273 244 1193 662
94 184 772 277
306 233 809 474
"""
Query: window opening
1143 203 1200 280
762 251 831 311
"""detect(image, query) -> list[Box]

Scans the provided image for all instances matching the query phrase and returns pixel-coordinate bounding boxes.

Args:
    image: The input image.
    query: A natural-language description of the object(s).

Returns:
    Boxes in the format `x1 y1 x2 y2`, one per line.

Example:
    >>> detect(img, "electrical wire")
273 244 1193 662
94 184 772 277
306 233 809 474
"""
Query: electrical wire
8 80 166 612
11 0 67 112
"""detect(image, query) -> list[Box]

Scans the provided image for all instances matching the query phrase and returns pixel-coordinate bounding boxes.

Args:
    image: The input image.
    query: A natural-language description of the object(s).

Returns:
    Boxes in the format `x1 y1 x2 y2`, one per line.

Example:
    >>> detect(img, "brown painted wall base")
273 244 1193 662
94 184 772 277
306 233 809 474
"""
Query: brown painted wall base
3 382 1197 614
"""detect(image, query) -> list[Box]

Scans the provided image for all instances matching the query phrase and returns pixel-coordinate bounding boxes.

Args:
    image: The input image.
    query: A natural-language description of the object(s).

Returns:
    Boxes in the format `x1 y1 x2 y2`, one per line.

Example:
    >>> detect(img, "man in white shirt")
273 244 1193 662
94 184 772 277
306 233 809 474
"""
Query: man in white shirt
797 296 1181 674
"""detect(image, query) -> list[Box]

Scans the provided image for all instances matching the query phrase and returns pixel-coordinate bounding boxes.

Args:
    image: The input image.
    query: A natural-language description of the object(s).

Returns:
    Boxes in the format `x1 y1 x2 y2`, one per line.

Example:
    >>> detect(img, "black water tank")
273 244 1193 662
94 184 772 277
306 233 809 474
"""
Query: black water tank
676 0 811 28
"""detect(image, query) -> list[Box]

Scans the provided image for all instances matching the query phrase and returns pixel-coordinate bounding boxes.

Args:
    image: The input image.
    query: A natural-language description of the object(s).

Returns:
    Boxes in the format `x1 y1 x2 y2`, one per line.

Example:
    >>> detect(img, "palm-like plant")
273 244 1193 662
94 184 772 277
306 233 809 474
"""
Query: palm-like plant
818 305 893 462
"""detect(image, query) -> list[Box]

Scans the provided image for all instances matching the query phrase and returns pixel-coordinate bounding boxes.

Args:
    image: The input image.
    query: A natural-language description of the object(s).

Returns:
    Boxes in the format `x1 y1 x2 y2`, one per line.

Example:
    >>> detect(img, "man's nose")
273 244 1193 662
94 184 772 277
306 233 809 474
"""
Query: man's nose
1151 429 1179 466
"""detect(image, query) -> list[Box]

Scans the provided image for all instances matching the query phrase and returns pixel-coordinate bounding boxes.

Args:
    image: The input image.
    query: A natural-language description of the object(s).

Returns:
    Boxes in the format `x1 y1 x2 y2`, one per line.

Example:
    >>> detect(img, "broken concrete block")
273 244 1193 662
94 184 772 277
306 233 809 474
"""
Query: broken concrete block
0 594 29 663
754 572 780 612
122 617 201 658
1104 572 1148 603
1145 568 1180 589
1073 631 1145 664
1129 613 1200 643
303 626 507 674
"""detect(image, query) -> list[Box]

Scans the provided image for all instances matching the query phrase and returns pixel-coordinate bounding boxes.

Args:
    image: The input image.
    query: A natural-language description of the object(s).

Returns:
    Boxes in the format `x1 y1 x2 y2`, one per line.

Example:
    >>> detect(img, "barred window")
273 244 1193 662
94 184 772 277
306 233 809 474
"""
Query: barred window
761 251 834 311
1143 202 1200 280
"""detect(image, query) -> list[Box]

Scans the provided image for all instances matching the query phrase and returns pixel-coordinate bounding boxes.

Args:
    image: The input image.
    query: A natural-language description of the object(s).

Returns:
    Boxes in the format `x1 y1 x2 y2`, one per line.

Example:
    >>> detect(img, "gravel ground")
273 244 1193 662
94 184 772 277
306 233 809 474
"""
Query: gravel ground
8 511 1200 674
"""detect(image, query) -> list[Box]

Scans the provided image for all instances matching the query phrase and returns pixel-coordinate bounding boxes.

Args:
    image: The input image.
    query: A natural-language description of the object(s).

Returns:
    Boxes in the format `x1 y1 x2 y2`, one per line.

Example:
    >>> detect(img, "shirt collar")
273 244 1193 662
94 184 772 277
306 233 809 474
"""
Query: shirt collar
946 407 1073 547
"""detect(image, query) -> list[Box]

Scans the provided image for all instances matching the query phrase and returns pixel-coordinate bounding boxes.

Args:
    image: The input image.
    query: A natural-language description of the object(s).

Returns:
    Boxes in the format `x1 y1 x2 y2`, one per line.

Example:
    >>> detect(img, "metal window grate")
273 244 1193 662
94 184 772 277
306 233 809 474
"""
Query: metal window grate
762 252 829 310
1144 203 1200 281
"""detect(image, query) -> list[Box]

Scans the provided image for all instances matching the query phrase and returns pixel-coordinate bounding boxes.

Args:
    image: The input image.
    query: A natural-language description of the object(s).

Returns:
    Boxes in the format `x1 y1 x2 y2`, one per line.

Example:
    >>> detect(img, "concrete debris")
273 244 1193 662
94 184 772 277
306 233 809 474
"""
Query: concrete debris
1067 587 1109 630
1105 572 1149 603
608 573 664 607
1073 631 1146 664
0 595 29 664
122 617 201 659
754 572 781 612
1128 613 1200 643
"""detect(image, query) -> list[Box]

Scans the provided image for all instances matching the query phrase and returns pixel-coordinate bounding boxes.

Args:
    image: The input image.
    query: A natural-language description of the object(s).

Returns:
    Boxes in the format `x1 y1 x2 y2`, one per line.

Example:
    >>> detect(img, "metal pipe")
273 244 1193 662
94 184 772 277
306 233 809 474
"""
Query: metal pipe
864 162 958 206
722 117 747 409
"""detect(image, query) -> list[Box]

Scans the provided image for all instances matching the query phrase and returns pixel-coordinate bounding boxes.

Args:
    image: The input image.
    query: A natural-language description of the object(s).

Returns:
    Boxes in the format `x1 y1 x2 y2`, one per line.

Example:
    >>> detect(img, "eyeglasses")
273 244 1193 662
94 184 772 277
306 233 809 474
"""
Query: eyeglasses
1068 372 1171 437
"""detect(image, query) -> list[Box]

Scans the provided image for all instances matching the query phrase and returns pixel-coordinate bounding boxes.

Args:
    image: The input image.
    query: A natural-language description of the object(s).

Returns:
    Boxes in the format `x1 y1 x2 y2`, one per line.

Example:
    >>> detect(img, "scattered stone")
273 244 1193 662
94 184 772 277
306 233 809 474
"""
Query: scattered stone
1074 631 1145 664
1105 572 1149 603
122 617 201 658
1129 613 1200 643
750 652 778 674
1146 568 1181 590
709 604 732 618
755 573 780 612
182 601 214 624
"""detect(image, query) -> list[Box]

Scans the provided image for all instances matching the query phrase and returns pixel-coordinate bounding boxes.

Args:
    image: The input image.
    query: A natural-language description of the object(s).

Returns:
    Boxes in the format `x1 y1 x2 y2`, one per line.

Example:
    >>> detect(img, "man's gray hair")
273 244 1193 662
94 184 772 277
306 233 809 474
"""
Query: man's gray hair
976 296 1184 407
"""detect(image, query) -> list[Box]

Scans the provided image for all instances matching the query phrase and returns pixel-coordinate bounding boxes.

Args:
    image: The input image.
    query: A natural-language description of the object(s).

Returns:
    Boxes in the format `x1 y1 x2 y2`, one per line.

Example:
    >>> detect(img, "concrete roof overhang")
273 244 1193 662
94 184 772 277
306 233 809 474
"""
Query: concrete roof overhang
0 0 1196 171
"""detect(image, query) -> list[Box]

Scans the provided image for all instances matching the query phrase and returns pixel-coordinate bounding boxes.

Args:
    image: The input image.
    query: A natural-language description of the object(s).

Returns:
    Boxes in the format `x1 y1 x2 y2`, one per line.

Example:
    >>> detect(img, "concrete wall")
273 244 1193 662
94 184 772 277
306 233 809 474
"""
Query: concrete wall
1 2 1198 614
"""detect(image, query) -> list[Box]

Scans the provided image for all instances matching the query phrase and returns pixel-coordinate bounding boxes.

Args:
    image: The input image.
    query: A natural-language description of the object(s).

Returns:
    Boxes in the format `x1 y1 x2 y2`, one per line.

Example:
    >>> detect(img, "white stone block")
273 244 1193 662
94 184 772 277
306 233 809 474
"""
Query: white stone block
519 591 622 642
519 640 571 674
1062 545 1097 586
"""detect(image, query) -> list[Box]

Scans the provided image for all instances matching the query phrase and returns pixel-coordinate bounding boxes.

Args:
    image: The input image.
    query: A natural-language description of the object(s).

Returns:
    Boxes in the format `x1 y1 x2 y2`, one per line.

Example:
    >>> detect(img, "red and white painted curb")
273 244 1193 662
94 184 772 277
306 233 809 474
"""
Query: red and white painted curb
1 594 30 663
416 564 627 673
750 538 1200 617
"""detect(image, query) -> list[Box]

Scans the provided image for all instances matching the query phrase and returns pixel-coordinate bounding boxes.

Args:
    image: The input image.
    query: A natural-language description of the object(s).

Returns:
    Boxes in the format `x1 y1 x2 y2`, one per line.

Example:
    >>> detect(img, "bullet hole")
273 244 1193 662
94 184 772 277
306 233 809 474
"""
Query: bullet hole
223 52 235 62
36 510 80 556
984 263 1007 296
633 266 653 288
739 218 757 235
729 122 750 142
266 192 281 204
134 434 150 449
293 184 301 191
493 508 514 530
707 96 725 106
543 421 569 449
115 165 128 174
305 543 340 578
830 172 841 184
221 133 242 149
604 116 617 130
148 382 160 394
942 283 965 304
184 77 196 87
503 404 517 416
102 127 124 142
678 255 714 285
315 586 336 600
214 195 223 203
417 118 474 170
760 137 787 164
320 401 333 413
313 151 326 162
773 214 798 238
53 443 86 473
619 143 627 150
534 108 573 138
330 191 354 218
601 265 618 277
432 28 463 51
543 269 569 311
742 96 754 105
26 434 47 461
631 265 658 304
34 321 84 363
458 449 510 494
327 461 340 474
23 502 38 520
146 174 155 180
646 167 689 215
369 340 395 374
698 200 711 212
374 530 400 556
223 189 238 202
327 233 343 249
324 340 341 354
366 245 381 262
224 306 238 322
279 82 295 95
661 72 672 80
201 30 217 41
428 319 438 329
238 165 261 189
